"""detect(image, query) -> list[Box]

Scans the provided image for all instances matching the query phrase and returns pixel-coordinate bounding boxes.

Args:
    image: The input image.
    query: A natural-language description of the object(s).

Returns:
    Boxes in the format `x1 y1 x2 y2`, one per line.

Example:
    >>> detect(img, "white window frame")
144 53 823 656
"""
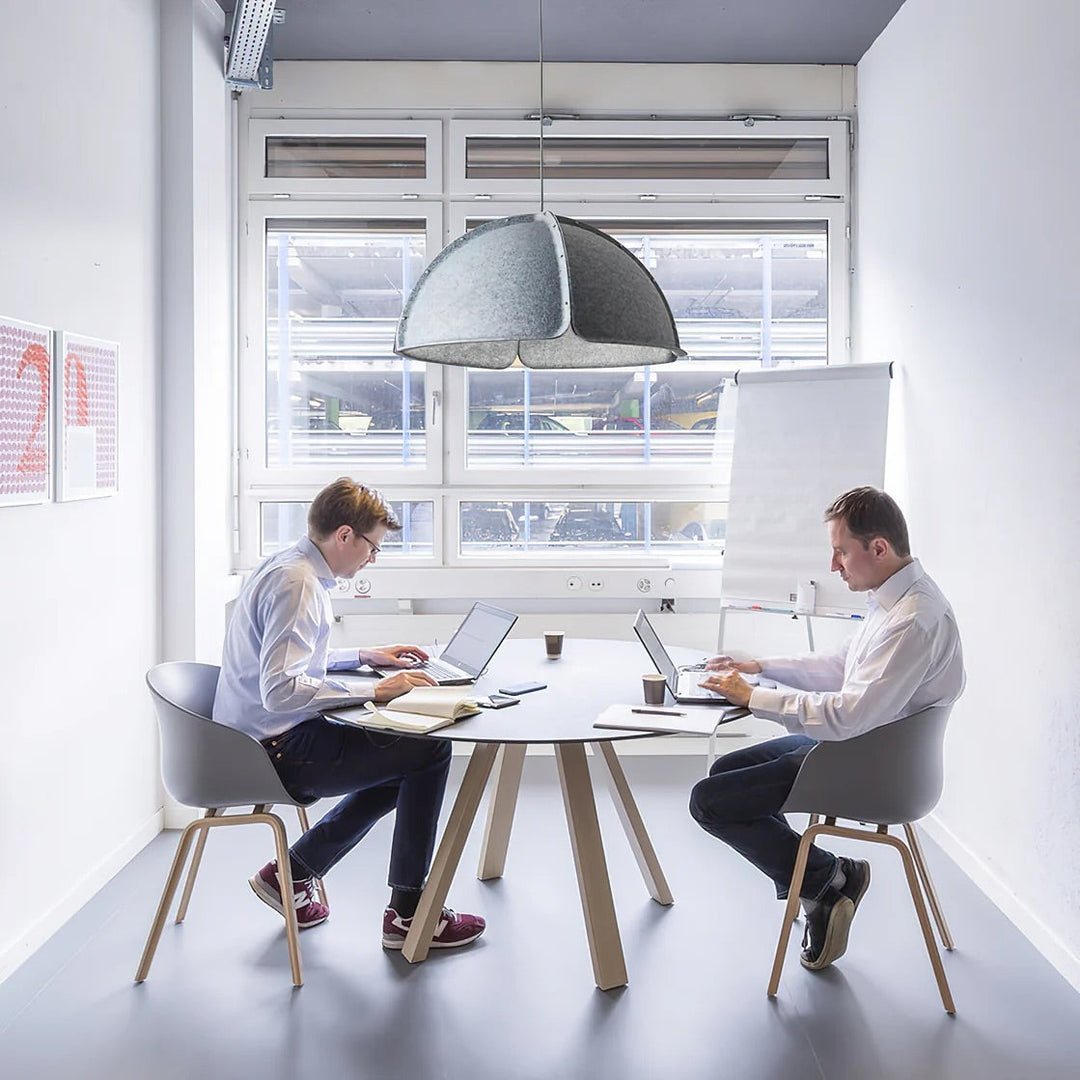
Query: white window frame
235 116 851 575
449 119 848 200
237 199 445 568
247 119 443 198
442 199 847 491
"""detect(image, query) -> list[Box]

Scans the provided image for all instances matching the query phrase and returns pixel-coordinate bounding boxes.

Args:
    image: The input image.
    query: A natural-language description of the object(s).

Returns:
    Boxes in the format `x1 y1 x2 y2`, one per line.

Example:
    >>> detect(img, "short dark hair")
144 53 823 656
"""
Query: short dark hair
824 487 911 558
307 477 400 540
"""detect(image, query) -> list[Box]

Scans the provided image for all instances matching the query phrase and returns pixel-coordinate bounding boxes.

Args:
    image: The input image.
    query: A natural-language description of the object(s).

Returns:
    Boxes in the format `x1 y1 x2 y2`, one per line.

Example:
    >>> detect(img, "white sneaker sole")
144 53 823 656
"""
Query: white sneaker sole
382 923 484 950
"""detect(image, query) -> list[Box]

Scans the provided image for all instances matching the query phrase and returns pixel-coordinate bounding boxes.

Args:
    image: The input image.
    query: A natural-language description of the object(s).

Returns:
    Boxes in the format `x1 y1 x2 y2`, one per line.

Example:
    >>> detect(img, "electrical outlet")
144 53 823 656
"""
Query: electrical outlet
566 575 583 591
588 578 604 591
636 577 652 593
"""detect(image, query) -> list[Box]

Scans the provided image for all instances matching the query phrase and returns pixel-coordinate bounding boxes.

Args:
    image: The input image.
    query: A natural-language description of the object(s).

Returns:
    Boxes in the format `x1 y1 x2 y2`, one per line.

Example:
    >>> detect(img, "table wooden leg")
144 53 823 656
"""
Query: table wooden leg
555 743 628 991
594 741 673 906
403 741 500 964
477 743 527 881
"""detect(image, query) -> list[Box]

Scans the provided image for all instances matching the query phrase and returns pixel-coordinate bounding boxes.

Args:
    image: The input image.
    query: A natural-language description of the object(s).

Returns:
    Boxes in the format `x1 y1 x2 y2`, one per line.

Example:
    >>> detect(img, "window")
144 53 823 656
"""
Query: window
260 500 435 558
238 118 849 575
459 499 726 557
263 219 429 471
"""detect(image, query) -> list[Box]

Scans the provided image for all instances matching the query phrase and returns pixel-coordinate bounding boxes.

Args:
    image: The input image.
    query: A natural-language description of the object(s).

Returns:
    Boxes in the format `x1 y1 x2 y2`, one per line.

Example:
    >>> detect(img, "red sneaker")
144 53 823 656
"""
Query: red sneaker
382 906 485 950
249 860 329 929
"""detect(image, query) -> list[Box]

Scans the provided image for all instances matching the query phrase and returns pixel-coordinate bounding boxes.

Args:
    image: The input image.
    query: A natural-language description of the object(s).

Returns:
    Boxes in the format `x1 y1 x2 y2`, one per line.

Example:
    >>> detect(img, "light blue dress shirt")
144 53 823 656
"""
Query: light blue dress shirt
213 535 378 740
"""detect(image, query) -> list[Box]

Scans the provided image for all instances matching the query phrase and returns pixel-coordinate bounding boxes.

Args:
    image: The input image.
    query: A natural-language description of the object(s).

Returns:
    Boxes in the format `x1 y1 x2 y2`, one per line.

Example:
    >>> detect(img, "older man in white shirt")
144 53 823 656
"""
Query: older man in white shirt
689 487 964 972
214 478 485 951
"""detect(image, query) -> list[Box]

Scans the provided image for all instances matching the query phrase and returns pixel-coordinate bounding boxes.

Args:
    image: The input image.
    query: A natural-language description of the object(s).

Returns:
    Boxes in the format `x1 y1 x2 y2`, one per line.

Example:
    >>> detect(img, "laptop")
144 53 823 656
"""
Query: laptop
372 601 518 686
633 609 755 705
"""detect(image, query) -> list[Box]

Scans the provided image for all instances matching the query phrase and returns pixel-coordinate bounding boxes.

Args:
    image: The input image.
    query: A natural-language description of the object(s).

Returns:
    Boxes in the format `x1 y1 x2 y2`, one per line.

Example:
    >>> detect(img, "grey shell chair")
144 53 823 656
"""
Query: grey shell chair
136 661 327 988
768 705 956 1013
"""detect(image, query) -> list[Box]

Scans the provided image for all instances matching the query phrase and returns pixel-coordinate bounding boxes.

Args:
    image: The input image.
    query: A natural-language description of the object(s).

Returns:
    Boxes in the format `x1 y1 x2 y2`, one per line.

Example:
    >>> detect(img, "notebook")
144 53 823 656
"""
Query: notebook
326 686 483 734
633 609 756 705
371 601 518 686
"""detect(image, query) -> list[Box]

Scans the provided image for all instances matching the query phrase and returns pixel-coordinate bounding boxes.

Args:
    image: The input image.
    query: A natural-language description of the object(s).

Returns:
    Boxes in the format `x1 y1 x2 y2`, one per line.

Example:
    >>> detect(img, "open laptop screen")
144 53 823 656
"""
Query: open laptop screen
632 610 679 694
439 602 518 678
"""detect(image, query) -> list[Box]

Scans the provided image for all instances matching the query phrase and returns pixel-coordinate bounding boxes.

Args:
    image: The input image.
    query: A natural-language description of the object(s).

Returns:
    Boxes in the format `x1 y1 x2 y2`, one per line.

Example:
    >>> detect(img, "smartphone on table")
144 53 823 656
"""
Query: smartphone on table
480 693 521 709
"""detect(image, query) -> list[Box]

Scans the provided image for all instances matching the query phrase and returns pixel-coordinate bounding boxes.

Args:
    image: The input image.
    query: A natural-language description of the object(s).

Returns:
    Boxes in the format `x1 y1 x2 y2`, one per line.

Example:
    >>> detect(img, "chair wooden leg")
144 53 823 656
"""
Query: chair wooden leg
135 819 202 982
403 742 500 964
555 743 628 991
175 809 218 924
268 814 303 988
295 805 329 909
903 822 954 950
891 832 955 1013
594 740 673 905
767 823 821 998
477 743 527 881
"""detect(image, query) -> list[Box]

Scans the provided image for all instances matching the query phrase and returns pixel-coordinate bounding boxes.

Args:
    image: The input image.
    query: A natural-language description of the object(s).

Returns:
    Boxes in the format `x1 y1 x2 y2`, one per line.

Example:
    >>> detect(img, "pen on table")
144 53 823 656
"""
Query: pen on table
631 707 687 716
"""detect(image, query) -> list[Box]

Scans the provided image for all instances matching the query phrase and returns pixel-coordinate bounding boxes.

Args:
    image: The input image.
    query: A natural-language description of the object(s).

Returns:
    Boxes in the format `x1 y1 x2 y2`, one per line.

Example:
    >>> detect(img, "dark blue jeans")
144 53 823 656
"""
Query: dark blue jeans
689 735 838 901
264 717 452 890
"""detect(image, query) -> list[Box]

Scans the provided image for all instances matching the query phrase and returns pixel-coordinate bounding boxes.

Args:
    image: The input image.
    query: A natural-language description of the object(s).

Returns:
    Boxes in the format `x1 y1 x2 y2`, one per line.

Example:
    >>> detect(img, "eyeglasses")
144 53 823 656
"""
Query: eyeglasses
358 532 381 557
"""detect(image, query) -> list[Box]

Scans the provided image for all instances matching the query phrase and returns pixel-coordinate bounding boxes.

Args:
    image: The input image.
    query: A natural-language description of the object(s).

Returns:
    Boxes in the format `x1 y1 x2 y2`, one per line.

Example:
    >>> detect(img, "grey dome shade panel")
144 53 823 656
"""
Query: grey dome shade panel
394 212 685 369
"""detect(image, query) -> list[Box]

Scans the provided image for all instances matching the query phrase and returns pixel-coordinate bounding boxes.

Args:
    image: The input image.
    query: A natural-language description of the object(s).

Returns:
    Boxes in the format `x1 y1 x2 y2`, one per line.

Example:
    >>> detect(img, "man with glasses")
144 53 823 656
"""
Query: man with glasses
214 477 486 951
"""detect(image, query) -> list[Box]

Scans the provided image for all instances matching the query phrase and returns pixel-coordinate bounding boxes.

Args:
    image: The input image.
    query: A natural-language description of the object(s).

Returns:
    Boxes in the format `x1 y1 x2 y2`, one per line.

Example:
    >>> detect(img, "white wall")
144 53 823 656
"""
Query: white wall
855 0 1080 987
160 0 231 670
0 0 163 980
257 59 854 116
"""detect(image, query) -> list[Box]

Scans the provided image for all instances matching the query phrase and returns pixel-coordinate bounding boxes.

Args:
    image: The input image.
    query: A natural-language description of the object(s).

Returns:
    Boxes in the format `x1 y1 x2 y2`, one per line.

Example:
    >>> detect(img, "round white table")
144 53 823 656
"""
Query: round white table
400 636 702 991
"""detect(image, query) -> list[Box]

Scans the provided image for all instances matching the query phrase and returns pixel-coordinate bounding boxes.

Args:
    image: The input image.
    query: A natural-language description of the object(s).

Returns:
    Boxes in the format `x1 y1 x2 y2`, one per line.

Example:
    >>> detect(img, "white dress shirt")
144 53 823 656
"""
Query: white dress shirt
213 535 378 740
748 559 965 741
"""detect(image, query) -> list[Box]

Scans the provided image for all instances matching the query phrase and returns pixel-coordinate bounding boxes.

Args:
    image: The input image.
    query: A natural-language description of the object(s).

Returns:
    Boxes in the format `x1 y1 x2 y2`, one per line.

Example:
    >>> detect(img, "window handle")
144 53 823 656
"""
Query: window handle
429 389 441 427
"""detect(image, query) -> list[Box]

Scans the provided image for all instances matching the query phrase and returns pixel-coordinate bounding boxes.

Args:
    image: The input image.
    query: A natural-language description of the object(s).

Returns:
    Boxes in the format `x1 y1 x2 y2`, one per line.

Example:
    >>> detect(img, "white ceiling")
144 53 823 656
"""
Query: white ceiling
217 0 907 65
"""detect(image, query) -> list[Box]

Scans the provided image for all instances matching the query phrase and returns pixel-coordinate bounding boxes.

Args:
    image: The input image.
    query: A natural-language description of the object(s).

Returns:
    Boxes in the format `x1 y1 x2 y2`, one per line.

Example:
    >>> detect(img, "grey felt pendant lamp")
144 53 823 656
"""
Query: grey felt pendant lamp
395 211 686 369
393 4 685 371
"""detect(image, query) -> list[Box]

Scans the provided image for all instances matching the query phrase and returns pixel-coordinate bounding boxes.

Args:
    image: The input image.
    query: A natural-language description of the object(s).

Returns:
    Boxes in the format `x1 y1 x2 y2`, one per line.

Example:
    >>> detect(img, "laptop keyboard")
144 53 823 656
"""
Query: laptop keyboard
414 657 467 681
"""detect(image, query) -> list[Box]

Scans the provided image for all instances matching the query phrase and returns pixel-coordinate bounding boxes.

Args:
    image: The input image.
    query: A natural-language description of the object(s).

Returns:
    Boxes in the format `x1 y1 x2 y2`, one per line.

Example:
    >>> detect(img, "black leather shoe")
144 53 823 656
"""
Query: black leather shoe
800 858 871 971
800 891 855 970
839 857 871 913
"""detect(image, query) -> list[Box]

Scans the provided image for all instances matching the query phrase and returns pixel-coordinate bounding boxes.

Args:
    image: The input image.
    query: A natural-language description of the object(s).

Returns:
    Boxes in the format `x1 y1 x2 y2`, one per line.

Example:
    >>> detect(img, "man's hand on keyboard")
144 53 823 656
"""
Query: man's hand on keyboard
359 643 431 669
373 669 439 702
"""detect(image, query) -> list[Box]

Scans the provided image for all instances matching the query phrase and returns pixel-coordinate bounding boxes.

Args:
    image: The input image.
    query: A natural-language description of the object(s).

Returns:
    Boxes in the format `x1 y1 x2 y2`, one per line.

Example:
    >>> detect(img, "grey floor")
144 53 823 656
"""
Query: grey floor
2 754 1079 1080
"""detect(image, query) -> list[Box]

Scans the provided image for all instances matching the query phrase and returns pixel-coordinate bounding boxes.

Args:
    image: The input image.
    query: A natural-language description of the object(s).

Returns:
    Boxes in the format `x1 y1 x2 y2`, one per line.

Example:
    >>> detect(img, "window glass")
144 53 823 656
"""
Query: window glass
266 136 427 179
459 499 726 556
465 137 828 181
464 221 825 469
466 368 729 467
265 220 427 468
260 500 435 558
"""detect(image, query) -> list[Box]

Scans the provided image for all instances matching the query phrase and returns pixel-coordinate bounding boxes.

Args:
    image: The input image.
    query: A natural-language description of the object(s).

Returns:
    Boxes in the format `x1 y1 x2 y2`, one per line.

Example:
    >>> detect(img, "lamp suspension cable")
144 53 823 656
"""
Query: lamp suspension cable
538 0 545 212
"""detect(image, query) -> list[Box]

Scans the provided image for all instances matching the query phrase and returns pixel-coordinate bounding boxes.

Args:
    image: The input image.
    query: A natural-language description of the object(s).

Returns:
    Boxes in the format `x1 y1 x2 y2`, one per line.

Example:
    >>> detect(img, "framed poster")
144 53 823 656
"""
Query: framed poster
0 316 54 508
56 332 119 501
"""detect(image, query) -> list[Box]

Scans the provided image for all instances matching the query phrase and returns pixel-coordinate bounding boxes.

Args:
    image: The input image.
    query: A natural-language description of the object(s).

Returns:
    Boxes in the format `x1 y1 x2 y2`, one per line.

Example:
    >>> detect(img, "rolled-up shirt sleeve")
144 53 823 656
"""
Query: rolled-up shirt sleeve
750 616 934 741
328 647 362 670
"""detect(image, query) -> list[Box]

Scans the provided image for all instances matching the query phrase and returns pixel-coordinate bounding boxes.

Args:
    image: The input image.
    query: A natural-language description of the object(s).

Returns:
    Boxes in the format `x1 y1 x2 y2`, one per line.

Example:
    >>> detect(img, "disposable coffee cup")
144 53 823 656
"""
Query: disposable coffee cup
544 631 565 659
642 673 667 705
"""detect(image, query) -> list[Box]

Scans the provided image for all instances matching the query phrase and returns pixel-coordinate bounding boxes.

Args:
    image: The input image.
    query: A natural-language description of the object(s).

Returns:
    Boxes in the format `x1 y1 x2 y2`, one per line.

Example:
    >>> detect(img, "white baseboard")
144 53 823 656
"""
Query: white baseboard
920 812 1080 994
0 809 164 985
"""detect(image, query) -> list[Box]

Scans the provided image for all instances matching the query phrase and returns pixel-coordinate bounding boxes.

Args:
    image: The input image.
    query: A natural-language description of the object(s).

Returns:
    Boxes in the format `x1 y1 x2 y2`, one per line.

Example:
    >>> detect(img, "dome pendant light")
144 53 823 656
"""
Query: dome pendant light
394 6 685 370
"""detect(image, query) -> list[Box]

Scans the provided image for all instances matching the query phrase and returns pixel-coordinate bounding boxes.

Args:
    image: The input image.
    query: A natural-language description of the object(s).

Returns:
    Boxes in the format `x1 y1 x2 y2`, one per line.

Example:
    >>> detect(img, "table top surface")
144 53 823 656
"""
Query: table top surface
406 636 719 745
